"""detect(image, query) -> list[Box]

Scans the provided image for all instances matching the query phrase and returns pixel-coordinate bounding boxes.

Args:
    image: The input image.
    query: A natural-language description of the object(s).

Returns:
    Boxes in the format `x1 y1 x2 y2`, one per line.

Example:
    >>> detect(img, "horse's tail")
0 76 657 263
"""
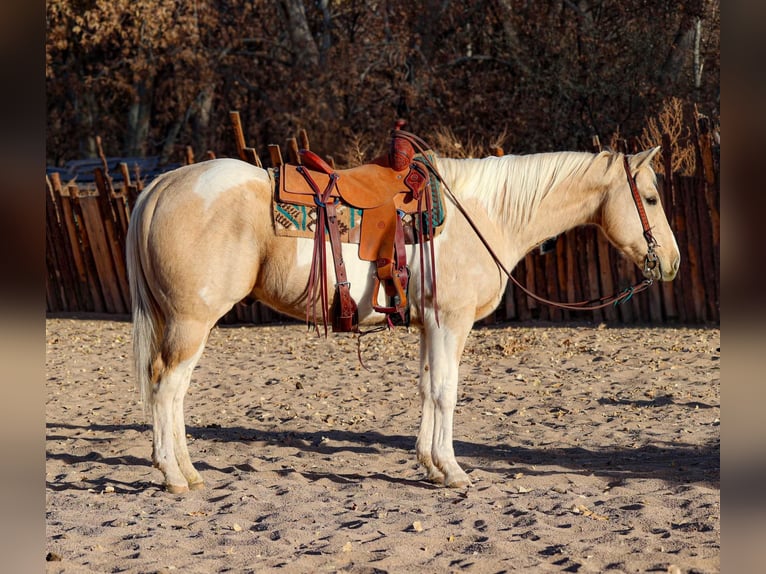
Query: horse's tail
126 185 163 416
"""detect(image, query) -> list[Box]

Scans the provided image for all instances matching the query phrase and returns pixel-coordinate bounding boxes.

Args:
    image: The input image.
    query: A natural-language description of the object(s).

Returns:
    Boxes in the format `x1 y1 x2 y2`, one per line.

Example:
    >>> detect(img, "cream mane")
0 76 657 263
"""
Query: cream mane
438 151 615 230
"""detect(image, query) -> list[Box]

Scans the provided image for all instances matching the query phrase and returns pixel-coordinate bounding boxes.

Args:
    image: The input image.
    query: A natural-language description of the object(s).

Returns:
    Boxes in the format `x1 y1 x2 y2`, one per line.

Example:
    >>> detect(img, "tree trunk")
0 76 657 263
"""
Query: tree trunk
495 0 531 76
279 0 319 68
191 86 215 158
317 0 332 65
160 96 198 164
693 17 703 89
76 90 97 158
125 78 154 157
659 13 697 86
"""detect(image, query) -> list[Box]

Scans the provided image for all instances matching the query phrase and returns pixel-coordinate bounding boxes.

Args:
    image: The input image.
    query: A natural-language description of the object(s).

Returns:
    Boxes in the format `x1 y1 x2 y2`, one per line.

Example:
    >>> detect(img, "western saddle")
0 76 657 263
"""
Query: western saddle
274 124 441 333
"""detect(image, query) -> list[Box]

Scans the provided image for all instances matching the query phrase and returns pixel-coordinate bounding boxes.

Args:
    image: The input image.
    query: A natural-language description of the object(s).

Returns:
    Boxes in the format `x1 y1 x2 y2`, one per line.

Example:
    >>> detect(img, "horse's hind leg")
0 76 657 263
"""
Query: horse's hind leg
151 319 208 493
170 342 207 490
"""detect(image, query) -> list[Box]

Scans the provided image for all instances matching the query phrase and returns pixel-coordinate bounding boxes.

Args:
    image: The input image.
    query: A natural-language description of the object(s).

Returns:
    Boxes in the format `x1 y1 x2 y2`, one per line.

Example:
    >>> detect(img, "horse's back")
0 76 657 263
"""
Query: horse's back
141 158 269 216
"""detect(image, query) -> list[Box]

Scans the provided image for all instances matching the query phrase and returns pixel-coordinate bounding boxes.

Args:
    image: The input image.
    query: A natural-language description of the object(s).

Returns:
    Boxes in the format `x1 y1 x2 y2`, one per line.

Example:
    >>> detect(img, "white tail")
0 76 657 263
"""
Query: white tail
126 189 163 415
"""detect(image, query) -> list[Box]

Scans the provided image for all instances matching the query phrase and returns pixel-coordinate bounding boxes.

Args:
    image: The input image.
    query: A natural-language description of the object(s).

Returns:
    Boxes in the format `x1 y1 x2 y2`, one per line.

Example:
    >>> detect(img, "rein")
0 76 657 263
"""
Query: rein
394 130 657 313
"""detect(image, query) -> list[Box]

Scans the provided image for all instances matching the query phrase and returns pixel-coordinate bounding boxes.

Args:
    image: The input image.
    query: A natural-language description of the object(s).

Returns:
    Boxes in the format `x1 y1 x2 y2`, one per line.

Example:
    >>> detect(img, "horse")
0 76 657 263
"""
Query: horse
126 145 680 493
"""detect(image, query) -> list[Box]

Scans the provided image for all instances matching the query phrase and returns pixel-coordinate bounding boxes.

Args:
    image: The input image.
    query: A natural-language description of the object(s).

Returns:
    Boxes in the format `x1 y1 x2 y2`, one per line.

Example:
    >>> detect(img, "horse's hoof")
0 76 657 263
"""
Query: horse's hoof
188 480 205 491
165 483 190 494
425 470 445 485
445 476 473 489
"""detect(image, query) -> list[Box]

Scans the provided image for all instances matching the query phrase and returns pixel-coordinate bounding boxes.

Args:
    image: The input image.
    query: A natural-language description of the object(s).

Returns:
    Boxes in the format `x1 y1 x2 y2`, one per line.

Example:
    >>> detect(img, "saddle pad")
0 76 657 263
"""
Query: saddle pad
273 201 362 242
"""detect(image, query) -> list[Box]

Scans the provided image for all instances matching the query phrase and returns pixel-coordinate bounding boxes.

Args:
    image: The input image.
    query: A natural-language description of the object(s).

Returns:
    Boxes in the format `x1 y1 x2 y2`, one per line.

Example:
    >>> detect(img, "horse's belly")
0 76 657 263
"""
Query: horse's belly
252 238 391 325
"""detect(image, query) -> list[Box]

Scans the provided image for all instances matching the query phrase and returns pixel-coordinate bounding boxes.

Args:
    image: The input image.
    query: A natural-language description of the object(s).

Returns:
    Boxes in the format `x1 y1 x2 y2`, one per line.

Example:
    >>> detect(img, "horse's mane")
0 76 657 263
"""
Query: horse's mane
442 151 614 230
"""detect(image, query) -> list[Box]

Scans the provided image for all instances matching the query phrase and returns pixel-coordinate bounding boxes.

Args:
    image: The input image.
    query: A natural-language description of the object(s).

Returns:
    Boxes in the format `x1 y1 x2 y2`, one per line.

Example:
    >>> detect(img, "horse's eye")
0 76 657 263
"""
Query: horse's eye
645 196 658 206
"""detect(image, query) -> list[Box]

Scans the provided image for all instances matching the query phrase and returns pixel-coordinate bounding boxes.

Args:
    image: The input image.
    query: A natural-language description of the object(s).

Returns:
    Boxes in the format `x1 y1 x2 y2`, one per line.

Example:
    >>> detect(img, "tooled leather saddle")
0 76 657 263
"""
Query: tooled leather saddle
274 125 442 333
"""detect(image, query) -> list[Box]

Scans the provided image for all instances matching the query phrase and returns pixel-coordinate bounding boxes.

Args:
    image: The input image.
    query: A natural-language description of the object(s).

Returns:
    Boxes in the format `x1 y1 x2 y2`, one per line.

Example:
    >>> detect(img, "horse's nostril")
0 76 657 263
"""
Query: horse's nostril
673 257 680 272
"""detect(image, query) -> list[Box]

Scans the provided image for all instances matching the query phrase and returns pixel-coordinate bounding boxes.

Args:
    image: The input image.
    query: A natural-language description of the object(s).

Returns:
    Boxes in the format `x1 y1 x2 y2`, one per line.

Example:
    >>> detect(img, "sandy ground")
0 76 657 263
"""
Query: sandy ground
45 318 719 573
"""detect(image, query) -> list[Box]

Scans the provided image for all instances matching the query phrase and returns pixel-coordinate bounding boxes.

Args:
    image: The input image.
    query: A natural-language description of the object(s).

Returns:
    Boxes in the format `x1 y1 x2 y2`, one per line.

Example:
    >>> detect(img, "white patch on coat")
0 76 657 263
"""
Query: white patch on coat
193 158 267 210
294 238 376 300
198 285 213 307
294 237 398 322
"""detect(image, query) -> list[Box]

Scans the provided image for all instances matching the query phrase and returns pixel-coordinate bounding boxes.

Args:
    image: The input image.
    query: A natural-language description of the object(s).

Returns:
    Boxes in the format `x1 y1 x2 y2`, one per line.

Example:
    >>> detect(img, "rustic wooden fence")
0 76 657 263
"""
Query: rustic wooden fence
46 117 719 324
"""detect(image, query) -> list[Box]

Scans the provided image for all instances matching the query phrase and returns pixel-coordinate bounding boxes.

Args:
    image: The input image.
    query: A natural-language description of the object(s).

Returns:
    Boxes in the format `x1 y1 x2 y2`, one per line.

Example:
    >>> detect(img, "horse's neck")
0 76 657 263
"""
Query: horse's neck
437 154 606 259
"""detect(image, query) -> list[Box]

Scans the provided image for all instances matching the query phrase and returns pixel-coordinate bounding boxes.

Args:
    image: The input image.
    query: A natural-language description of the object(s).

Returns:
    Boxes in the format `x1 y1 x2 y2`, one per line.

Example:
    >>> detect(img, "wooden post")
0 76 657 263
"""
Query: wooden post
544 245 561 322
46 177 79 310
120 162 139 216
230 110 247 161
73 184 126 314
244 147 262 167
614 257 634 323
268 144 283 167
299 128 310 151
584 228 603 323
230 110 262 167
67 184 106 312
532 251 549 321
695 108 716 186
682 177 706 322
94 167 130 310
596 234 617 322
695 110 720 320
109 164 130 237
287 138 300 164
516 259 532 321
95 135 111 177
50 175 96 311
554 238 571 322
503 281 516 321
524 253 538 316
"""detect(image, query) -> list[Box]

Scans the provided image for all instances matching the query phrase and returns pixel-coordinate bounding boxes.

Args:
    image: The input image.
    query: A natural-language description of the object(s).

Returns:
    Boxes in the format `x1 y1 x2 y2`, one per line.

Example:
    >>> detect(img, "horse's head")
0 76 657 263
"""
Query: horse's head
599 147 680 282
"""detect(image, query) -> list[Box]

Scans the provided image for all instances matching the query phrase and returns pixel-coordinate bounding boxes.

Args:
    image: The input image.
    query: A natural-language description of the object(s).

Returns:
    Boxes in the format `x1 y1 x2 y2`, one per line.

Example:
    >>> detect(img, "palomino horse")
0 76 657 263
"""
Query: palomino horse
126 146 680 493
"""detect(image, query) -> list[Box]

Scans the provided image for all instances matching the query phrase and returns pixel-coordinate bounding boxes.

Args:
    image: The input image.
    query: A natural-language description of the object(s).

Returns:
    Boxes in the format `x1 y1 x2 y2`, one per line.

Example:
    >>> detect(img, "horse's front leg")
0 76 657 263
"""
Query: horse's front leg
416 318 472 488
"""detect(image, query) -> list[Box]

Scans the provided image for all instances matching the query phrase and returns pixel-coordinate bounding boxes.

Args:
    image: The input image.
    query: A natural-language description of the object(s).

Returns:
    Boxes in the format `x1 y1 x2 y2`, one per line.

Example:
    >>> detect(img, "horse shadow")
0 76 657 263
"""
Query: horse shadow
46 420 719 492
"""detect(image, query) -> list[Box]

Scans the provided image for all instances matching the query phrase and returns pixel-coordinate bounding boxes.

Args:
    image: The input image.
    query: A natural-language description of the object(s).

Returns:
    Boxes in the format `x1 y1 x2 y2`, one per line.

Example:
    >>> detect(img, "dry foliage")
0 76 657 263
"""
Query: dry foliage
638 97 698 177
429 126 485 158
341 133 383 168
46 0 719 167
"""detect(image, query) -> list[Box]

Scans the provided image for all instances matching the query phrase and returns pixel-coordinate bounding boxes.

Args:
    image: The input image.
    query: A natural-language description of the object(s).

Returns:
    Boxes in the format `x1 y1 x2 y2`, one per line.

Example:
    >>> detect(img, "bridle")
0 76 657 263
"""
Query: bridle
393 130 660 313
623 155 660 280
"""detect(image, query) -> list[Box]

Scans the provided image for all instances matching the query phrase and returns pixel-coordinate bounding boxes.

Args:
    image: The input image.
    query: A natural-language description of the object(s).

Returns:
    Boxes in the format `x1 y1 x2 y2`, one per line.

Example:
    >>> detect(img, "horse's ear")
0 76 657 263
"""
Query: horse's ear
628 146 661 174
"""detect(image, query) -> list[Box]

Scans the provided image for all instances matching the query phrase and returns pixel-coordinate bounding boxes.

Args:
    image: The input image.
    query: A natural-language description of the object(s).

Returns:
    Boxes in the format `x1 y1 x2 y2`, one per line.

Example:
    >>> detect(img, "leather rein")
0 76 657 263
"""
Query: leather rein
394 131 659 313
